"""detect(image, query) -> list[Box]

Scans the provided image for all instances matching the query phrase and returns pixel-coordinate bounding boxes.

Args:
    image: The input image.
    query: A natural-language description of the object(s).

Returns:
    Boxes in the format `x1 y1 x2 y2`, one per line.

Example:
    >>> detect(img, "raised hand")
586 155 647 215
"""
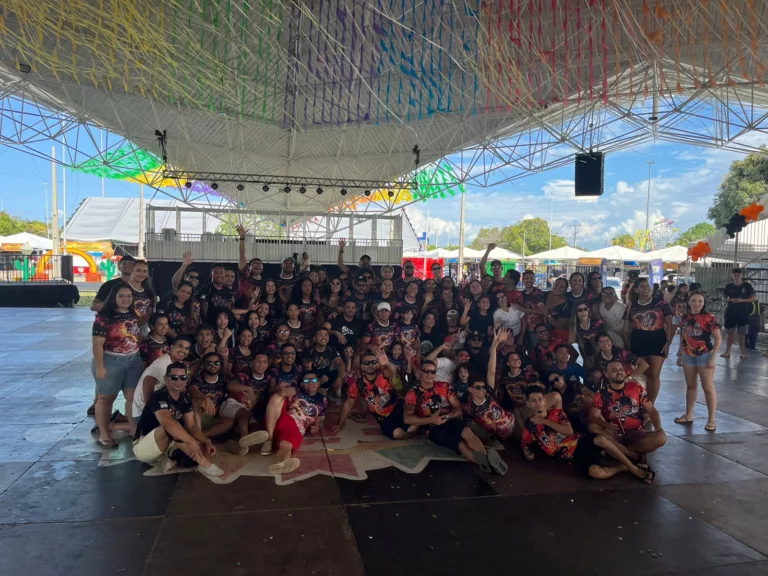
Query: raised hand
182 251 194 266
338 238 347 250
236 224 248 238
486 243 497 252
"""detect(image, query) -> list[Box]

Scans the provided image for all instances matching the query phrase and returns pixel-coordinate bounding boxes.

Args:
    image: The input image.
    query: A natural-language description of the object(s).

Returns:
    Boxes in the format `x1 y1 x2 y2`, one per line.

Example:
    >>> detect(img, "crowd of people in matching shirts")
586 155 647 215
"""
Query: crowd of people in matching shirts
87 229 734 481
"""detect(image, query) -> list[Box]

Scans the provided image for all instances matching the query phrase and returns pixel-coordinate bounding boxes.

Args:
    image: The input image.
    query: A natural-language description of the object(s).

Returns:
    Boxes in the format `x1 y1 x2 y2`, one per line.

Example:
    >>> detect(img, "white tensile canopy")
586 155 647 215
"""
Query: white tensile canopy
644 245 691 263
527 246 591 261
0 232 53 250
589 245 652 262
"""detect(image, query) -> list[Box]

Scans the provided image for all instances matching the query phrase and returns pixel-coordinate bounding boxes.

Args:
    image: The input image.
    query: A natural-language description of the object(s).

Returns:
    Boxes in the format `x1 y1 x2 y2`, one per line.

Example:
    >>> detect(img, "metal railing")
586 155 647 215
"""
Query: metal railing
145 232 404 265
0 253 74 283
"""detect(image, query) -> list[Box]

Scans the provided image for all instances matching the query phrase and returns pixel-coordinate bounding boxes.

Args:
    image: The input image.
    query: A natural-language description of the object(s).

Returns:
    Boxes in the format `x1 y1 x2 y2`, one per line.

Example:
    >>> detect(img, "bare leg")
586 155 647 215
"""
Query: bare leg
268 440 300 474
723 332 735 356
204 417 235 439
596 432 640 461
594 435 645 479
235 409 251 438
679 365 698 421
738 332 748 358
625 430 667 455
461 426 486 453
588 464 628 480
458 441 477 463
264 395 285 439
698 365 718 425
95 393 118 445
644 356 664 403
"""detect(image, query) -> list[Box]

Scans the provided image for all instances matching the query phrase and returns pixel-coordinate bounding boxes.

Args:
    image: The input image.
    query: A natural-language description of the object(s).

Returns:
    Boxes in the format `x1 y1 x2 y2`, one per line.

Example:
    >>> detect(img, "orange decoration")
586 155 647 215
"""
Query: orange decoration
688 241 712 262
739 203 765 222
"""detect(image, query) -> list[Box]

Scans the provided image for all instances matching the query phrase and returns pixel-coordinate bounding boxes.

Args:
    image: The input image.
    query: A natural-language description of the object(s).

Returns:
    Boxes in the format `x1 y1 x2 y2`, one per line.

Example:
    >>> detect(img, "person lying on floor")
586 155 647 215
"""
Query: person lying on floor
133 362 223 477
521 385 655 483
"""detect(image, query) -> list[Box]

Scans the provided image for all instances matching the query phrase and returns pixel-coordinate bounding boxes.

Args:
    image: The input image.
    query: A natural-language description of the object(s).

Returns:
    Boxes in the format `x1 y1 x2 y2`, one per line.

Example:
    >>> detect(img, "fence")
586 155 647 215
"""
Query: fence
0 253 74 283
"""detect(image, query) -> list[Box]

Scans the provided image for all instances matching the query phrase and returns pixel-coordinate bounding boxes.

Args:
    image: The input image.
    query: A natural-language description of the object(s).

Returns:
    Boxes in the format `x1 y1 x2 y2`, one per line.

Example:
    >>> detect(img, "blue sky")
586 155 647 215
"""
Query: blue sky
0 133 760 249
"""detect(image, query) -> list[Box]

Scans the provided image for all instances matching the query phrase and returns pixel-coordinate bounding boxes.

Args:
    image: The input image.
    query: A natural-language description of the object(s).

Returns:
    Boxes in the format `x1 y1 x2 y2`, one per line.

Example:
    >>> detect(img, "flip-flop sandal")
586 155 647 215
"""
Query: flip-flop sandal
486 448 508 475
674 415 695 424
720 353 731 358
637 467 656 484
96 439 118 449
705 421 717 431
349 413 368 423
239 430 269 448
471 451 492 474
86 404 95 416
110 410 122 422
740 354 749 359
268 458 301 475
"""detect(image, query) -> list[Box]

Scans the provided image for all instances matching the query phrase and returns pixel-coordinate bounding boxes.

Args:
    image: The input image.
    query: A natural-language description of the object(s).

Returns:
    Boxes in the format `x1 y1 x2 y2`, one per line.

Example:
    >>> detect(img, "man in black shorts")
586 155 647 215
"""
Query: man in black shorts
522 385 654 483
722 267 756 359
333 349 414 439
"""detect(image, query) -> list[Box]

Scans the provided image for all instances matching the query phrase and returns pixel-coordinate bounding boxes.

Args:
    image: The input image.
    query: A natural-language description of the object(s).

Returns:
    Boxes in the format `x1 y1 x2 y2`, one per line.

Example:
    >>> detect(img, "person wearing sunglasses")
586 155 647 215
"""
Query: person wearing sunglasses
260 372 328 475
569 304 605 369
404 359 506 474
593 287 627 348
188 352 234 440
133 362 223 477
464 379 515 448
334 349 414 439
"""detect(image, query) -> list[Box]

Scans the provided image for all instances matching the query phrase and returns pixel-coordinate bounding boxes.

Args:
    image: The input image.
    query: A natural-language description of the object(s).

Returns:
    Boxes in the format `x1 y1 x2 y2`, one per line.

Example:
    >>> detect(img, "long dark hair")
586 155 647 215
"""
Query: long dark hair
291 276 319 305
129 259 156 300
170 280 195 316
99 282 137 320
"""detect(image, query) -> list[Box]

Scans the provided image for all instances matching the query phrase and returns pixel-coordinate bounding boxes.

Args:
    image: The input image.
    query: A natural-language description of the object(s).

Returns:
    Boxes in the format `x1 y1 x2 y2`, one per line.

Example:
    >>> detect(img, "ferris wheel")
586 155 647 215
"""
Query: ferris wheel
652 219 679 248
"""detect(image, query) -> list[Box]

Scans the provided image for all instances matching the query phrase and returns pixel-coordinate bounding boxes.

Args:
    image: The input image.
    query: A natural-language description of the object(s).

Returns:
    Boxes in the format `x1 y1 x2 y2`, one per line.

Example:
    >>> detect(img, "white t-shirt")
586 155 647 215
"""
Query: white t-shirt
132 354 173 417
493 307 525 336
436 357 456 383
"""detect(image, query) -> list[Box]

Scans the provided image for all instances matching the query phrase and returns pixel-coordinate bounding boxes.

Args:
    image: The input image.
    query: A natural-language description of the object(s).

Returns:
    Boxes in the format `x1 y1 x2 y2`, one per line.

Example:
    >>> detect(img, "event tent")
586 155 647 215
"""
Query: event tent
0 232 53 250
527 246 590 261
588 245 652 262
486 247 523 260
644 245 691 263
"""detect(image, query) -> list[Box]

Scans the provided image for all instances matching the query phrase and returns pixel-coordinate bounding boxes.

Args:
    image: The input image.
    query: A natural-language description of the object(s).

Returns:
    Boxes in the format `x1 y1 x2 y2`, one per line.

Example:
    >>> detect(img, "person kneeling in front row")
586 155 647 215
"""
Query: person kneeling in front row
133 362 223 477
522 385 654 483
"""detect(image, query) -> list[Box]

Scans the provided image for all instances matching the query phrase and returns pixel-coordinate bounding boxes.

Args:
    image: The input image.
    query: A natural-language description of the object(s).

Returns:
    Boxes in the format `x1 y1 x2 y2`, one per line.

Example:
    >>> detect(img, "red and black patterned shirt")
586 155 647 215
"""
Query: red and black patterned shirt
680 313 721 357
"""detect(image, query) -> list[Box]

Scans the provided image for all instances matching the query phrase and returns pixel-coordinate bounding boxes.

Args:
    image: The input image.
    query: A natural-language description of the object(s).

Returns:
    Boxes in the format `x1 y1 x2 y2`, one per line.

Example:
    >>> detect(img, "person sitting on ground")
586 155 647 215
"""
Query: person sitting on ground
268 343 303 393
132 362 223 477
546 344 588 420
131 336 193 424
189 352 234 440
588 360 666 456
334 349 416 439
529 323 578 376
404 359 507 474
521 385 655 483
260 372 328 475
589 333 648 392
304 327 346 401
463 378 516 446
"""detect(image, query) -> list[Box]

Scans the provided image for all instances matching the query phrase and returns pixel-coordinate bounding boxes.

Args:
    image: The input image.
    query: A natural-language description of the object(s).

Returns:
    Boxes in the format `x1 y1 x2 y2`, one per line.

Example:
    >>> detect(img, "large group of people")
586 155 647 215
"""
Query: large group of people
86 235 745 482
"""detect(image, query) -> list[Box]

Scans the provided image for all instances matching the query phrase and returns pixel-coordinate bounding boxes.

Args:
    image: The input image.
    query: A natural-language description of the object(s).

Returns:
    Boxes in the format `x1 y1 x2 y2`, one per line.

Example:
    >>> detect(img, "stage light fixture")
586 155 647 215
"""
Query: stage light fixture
388 190 394 198
299 186 307 194
236 184 244 192
364 189 371 196
316 187 323 195
184 181 192 189
340 189 347 196
211 182 218 190
262 184 270 192
283 185 291 193
17 63 31 73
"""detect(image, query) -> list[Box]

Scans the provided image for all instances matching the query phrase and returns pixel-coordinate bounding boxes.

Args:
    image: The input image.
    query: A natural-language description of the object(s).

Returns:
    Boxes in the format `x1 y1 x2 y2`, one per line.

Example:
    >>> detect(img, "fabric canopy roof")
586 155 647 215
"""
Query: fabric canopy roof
0 232 53 250
588 246 652 262
526 246 590 261
643 245 690 263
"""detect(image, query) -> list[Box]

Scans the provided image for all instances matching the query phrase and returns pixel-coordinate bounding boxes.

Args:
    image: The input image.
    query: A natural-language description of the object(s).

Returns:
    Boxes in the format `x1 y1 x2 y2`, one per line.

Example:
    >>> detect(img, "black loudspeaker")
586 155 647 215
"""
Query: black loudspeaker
574 152 604 197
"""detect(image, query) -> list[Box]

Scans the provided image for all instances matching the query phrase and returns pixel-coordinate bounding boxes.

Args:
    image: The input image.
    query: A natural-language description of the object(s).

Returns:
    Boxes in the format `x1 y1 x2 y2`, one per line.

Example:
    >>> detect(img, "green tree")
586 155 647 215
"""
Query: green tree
427 243 460 250
611 233 636 248
673 222 716 246
0 211 49 237
215 213 283 237
470 218 567 255
708 148 768 227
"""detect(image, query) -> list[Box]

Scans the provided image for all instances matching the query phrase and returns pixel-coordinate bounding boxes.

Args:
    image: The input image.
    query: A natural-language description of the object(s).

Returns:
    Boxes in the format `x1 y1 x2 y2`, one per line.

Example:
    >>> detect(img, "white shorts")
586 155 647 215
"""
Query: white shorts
219 398 248 419
133 428 176 464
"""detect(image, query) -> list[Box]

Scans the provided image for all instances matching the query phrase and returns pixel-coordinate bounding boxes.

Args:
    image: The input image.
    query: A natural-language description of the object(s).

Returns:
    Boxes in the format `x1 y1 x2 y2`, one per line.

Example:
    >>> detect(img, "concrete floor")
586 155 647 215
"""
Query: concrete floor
1 308 767 576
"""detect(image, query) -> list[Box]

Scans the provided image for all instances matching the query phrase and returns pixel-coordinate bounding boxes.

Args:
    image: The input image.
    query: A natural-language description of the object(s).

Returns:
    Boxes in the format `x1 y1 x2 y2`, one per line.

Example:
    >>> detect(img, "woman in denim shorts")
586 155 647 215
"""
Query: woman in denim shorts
92 284 144 447
675 291 722 431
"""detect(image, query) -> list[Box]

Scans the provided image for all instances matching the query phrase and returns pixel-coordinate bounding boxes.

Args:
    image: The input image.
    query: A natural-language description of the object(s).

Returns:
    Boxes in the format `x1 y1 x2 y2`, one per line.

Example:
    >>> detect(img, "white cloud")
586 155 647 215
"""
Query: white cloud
522 213 535 220
542 179 600 203
615 180 634 194
405 205 478 243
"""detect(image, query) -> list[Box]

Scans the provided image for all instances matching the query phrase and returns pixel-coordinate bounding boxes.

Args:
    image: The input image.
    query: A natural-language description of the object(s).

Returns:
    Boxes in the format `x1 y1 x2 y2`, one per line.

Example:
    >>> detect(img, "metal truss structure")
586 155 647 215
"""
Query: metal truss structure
1 0 768 217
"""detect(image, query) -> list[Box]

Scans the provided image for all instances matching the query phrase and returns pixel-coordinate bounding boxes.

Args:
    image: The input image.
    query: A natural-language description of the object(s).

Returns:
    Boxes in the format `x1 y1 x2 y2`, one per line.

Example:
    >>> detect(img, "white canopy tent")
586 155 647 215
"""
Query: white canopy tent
0 232 53 250
527 246 590 261
589 246 652 262
643 245 691 263
486 247 523 260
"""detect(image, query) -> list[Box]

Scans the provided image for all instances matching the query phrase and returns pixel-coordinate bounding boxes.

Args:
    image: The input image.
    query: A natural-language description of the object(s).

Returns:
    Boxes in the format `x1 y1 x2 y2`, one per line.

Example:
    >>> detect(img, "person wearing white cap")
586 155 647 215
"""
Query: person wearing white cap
362 301 397 350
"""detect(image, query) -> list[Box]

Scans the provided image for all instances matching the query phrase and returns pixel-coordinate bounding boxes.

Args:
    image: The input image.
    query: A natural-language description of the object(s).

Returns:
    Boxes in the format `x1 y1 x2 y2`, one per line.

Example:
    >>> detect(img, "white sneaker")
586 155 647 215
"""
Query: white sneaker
227 439 248 456
198 462 224 477
260 439 273 456
239 430 269 448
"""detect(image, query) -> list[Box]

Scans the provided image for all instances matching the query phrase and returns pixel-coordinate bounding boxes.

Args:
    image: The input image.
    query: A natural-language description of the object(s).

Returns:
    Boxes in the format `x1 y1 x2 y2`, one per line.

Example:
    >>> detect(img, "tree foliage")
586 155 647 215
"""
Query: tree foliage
611 233 636 248
672 222 716 246
708 148 768 228
215 213 283 237
0 211 48 237
470 217 568 255
427 243 460 251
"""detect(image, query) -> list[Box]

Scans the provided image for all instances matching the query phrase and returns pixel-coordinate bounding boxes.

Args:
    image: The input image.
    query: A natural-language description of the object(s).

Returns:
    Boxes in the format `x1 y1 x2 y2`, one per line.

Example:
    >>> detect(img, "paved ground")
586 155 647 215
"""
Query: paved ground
1 307 768 576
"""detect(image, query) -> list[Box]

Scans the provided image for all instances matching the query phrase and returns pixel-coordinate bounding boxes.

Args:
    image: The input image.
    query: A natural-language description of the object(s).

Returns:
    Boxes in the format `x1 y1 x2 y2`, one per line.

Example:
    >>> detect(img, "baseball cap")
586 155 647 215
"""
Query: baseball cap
377 302 391 311
281 256 295 264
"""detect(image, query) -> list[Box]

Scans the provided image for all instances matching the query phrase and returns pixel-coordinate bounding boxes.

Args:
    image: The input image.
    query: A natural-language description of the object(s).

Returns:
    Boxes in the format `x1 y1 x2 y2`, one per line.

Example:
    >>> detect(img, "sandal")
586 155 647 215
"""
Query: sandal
705 421 717 431
674 415 695 424
486 448 508 475
471 451 492 474
637 467 656 484
349 413 368 423
740 353 749 360
91 410 123 434
96 438 118 449
86 404 95 417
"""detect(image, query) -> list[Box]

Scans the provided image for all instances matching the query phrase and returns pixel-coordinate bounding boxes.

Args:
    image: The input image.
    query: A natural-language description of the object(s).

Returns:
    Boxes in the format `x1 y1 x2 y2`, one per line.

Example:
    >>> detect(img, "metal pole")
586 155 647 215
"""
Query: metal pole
61 143 67 254
645 160 654 237
101 131 105 197
549 191 553 250
423 209 429 278
51 147 60 257
458 191 466 280
138 184 145 259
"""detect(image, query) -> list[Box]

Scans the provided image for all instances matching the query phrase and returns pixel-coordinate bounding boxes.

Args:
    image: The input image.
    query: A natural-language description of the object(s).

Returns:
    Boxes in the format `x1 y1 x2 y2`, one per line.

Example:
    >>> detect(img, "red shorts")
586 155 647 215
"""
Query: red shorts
274 411 304 453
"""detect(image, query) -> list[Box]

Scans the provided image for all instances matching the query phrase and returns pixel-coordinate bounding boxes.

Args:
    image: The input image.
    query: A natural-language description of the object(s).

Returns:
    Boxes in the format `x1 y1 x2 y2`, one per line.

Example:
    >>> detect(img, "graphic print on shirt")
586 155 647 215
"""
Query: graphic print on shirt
288 392 328 435
348 374 398 416
405 382 453 417
680 313 720 356
628 301 671 331
93 313 140 355
464 397 514 439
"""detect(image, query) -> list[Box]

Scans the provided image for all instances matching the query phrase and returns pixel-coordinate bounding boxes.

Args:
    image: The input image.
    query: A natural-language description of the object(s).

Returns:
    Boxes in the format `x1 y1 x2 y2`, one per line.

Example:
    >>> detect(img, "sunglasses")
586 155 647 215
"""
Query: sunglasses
303 378 319 383
362 360 378 366
421 369 437 374
471 385 486 390
206 361 221 366
168 374 188 381
188 275 199 280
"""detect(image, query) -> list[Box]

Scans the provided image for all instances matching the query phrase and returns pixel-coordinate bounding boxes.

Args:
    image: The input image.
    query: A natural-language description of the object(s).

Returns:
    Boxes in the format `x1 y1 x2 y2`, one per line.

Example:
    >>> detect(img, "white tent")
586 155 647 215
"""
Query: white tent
589 245 652 262
527 246 590 261
0 232 53 250
644 245 690 263
442 247 486 259
486 247 523 260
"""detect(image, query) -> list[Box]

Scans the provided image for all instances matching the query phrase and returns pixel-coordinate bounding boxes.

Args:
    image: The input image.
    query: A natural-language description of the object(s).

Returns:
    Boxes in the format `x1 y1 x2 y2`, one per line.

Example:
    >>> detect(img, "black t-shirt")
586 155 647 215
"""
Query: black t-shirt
468 310 495 338
328 315 365 348
95 277 127 303
305 345 340 377
724 282 755 319
156 297 189 335
349 293 373 322
275 275 298 303
135 387 193 439
419 328 443 356
198 283 234 323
